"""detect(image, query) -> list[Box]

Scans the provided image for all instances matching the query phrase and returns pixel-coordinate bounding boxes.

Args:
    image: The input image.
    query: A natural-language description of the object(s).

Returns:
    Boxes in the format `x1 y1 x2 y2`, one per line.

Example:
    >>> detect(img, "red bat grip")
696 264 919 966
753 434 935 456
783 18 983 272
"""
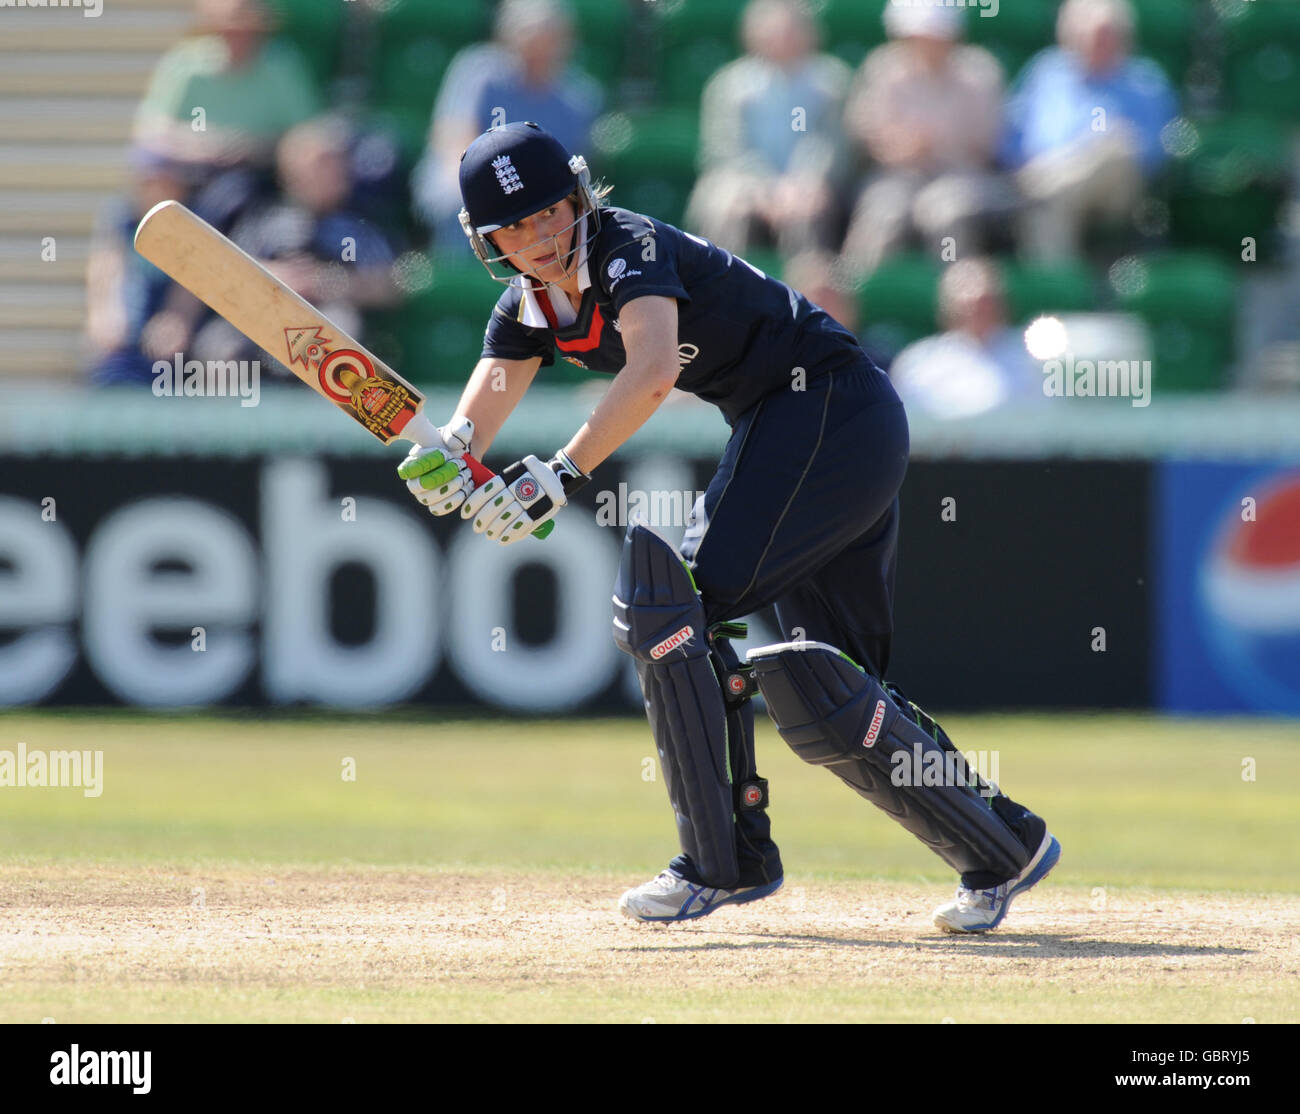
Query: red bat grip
462 453 495 488
462 453 554 540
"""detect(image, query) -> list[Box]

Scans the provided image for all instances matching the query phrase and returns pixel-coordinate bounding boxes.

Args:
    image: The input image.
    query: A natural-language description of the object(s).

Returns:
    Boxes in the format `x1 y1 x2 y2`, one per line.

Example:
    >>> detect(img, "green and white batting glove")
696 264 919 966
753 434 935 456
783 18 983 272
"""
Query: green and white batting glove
397 415 475 516
461 450 589 546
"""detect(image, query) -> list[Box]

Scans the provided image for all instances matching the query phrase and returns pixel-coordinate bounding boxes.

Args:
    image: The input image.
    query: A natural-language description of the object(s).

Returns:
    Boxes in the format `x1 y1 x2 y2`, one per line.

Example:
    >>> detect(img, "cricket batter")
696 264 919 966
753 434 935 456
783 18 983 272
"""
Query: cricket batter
398 122 1061 930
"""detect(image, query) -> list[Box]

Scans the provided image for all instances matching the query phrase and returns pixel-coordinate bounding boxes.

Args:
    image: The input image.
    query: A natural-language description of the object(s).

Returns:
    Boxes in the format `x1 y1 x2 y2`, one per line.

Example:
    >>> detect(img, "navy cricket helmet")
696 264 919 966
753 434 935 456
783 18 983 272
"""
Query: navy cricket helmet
457 121 598 282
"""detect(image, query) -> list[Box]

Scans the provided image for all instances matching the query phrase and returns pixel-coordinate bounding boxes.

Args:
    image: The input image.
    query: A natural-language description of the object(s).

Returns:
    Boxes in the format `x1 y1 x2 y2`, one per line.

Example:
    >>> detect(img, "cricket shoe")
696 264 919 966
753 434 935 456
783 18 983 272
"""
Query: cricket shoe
933 833 1062 933
618 869 783 923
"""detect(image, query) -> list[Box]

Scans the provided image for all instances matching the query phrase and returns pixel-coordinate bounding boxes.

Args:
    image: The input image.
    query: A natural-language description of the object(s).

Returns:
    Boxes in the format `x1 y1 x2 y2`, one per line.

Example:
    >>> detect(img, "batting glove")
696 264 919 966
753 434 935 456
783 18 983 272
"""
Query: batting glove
461 450 589 546
397 415 475 516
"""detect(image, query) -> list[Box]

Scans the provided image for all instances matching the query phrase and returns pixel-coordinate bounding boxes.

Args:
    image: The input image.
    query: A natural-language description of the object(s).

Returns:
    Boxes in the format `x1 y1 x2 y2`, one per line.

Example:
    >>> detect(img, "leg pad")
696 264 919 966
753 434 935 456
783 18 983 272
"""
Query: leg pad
749 641 1031 880
614 523 737 887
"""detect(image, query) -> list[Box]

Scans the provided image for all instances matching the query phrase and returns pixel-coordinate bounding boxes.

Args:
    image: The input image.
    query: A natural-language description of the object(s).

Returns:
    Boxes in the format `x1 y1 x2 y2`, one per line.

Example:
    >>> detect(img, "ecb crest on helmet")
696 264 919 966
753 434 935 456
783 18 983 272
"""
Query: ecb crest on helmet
493 155 523 195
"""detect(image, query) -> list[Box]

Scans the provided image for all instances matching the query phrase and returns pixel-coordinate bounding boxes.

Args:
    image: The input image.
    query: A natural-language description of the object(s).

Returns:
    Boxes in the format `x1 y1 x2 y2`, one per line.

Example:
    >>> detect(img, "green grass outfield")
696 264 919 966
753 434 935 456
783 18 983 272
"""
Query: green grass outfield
2 710 1295 890
1 710 1297 1023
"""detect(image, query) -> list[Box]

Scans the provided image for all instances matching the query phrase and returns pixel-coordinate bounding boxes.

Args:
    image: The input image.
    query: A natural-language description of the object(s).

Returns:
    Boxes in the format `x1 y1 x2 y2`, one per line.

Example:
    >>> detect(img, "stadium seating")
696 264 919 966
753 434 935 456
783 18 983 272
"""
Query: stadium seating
0 0 195 378
1131 0 1194 89
1 0 1288 392
368 258 499 382
1166 115 1291 262
816 0 888 69
567 0 632 91
856 253 943 357
855 257 1099 360
590 108 700 228
965 0 1058 82
363 0 494 165
1110 251 1237 391
650 0 745 108
1218 0 1300 119
1004 260 1097 325
265 0 346 88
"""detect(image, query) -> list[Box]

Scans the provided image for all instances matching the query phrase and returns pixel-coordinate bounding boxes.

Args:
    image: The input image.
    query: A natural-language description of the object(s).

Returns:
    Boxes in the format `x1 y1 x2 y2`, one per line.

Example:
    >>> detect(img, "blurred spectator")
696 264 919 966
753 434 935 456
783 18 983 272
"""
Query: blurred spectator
840 3 1012 279
684 0 852 259
193 117 401 369
87 151 260 385
888 258 1042 419
132 0 322 173
1001 0 1178 260
412 0 603 253
87 151 202 385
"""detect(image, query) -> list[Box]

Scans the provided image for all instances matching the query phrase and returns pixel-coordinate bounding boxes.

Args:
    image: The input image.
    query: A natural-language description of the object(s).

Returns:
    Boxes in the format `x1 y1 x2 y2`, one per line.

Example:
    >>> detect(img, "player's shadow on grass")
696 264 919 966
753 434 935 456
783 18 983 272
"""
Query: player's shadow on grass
613 930 1252 960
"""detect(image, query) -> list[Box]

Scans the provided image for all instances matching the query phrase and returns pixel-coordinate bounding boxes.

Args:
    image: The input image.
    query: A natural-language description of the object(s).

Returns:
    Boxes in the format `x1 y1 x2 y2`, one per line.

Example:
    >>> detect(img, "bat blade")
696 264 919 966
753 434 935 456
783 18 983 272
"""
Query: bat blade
133 200 554 539
134 199 430 446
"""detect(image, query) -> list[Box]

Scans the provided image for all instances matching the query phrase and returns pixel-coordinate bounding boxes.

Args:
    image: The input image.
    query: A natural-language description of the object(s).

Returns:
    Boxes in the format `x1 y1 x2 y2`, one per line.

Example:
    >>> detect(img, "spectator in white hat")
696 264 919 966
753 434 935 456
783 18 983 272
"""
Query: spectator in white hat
839 1 1014 279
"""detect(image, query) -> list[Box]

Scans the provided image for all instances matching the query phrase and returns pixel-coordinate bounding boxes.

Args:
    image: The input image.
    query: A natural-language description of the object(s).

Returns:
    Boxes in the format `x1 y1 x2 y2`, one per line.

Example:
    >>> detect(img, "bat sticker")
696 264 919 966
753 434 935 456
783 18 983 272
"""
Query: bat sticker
318 347 378 403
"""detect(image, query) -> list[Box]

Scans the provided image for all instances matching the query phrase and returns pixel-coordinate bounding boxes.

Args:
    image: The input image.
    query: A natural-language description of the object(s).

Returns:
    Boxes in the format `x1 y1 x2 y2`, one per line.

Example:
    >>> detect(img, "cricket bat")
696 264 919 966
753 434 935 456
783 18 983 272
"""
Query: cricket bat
134 199 551 538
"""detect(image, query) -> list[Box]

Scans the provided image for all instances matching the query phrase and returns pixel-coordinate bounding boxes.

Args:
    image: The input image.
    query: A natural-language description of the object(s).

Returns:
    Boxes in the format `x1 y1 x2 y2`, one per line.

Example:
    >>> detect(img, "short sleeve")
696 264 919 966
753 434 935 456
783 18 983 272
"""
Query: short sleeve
480 290 554 366
598 229 691 315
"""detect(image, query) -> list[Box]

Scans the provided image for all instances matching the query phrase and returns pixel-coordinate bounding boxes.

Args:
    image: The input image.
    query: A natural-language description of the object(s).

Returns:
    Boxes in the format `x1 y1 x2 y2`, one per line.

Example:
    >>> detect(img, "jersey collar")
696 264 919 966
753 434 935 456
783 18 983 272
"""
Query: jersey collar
516 213 593 329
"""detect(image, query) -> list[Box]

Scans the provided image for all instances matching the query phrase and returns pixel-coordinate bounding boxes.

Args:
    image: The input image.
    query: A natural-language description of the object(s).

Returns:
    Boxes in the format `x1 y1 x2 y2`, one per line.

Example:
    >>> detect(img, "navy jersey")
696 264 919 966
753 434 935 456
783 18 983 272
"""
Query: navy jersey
481 205 885 424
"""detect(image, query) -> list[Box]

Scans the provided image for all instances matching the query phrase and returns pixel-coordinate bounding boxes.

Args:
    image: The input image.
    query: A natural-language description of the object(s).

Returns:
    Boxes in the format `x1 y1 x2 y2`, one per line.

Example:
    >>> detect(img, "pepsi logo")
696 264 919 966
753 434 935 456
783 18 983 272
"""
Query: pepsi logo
1205 475 1300 634
1198 470 1300 710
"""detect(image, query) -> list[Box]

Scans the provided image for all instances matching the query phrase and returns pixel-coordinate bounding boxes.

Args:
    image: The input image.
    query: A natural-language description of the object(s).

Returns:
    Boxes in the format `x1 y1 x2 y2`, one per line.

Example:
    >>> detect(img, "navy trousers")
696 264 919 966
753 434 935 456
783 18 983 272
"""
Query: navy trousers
681 354 910 678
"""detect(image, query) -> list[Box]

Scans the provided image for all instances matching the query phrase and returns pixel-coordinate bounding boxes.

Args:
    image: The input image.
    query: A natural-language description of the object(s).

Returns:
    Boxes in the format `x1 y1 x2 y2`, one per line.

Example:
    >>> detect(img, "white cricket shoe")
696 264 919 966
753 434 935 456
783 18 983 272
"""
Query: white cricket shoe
933 833 1062 933
618 869 784 923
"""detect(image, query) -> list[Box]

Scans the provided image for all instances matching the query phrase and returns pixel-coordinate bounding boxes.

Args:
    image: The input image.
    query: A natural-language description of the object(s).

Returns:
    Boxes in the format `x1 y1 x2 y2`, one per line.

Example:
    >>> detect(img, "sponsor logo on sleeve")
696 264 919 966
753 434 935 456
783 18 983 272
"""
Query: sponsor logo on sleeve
606 256 642 291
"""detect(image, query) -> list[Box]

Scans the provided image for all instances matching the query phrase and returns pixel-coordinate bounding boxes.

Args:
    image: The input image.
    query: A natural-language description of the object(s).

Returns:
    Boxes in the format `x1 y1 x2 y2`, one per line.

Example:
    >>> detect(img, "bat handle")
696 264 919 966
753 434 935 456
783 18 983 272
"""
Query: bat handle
463 453 554 540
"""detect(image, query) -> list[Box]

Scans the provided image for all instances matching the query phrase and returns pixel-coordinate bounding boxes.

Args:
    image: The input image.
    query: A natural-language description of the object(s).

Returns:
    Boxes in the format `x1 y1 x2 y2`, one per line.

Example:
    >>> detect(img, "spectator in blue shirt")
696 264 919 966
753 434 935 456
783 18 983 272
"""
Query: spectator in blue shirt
685 0 853 261
412 0 603 255
1002 0 1177 260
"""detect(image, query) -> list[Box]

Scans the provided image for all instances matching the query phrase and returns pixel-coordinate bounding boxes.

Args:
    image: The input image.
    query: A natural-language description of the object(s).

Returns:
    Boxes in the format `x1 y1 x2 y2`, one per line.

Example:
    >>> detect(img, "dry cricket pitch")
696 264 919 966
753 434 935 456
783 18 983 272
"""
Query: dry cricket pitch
3 865 1297 1024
